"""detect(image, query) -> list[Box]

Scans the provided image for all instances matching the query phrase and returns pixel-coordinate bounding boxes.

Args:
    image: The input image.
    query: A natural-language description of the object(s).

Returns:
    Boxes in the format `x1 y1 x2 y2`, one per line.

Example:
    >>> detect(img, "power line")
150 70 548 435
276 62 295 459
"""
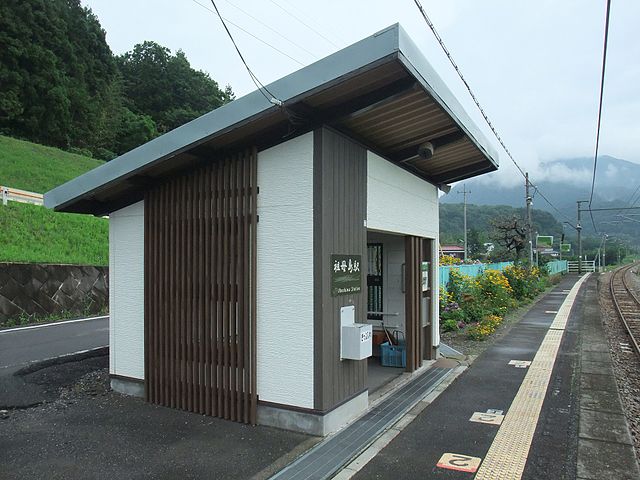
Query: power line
588 0 613 208
412 0 575 227
530 185 575 225
191 0 306 67
206 0 284 106
586 0 612 234
413 0 526 179
276 0 348 45
267 0 340 49
219 0 319 61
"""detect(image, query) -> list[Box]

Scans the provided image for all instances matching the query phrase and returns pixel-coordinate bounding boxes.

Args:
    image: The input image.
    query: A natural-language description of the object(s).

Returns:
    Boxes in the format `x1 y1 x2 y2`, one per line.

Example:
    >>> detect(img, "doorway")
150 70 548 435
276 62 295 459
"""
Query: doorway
365 232 436 394
365 232 406 393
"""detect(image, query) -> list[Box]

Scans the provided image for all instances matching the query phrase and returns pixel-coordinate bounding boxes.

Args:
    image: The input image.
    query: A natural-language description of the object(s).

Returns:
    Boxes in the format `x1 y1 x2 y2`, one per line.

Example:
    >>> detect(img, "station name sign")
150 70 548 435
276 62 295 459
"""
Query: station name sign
331 254 362 297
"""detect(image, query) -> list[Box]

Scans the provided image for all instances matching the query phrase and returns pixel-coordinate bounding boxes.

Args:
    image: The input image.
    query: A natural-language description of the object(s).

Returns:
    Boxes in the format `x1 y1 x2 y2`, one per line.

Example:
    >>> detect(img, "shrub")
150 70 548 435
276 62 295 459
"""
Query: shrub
503 264 548 300
446 269 475 304
441 319 459 332
466 314 503 340
440 254 462 265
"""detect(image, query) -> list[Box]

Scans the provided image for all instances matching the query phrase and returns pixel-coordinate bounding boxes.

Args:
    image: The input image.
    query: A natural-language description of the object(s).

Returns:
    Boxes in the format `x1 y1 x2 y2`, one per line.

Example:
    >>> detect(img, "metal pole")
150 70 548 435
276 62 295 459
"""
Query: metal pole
458 184 469 262
559 224 563 261
576 200 588 274
526 173 533 265
603 234 607 270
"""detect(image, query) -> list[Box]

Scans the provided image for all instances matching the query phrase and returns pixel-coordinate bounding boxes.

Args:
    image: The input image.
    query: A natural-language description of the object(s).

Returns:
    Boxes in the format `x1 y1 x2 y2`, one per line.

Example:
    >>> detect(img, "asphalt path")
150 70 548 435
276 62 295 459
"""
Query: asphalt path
0 316 109 374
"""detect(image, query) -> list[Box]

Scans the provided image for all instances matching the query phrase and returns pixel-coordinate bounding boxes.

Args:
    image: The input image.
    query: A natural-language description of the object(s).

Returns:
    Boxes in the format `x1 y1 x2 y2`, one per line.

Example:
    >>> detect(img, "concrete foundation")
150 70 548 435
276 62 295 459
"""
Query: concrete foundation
110 375 145 398
257 390 369 436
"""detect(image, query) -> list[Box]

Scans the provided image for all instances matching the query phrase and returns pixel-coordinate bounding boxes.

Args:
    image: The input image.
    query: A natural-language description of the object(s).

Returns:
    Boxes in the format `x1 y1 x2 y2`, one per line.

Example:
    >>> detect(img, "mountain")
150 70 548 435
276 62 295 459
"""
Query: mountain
440 156 640 245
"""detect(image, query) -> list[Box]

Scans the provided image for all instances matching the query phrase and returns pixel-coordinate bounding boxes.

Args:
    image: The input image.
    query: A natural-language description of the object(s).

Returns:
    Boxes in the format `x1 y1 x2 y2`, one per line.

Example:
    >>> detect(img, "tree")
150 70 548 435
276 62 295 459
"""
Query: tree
0 4 234 158
0 0 120 151
467 228 483 258
490 216 529 259
117 42 234 134
114 108 158 155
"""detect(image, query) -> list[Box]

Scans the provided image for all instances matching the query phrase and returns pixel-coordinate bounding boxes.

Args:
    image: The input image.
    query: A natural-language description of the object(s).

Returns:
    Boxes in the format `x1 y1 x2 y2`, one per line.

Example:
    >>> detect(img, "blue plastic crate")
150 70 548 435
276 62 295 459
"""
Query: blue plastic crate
380 341 406 368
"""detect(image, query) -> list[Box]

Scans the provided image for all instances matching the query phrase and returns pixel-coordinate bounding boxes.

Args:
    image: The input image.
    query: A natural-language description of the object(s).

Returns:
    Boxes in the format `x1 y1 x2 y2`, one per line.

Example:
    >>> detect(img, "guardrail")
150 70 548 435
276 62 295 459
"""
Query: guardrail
567 260 596 273
1 186 43 206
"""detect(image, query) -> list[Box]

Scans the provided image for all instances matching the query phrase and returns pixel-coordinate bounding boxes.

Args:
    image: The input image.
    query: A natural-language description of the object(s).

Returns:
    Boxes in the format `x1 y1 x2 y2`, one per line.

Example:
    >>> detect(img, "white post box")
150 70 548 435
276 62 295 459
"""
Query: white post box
340 305 373 360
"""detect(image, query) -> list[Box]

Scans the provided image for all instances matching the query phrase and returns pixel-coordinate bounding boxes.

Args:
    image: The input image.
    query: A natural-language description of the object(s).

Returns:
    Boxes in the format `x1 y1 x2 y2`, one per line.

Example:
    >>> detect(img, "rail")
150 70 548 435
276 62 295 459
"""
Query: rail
1 186 44 206
609 263 640 357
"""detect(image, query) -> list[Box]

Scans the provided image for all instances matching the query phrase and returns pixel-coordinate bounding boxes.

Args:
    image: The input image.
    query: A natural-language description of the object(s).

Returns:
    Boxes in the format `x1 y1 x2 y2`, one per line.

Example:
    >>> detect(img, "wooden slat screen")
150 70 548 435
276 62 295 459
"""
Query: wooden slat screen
144 148 258 424
404 236 423 372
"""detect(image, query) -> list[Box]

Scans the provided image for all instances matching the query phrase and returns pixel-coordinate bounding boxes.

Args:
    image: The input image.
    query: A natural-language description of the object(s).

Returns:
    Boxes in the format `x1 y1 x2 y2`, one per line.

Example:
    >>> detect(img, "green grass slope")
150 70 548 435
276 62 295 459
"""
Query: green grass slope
0 203 108 265
0 135 107 265
0 135 103 193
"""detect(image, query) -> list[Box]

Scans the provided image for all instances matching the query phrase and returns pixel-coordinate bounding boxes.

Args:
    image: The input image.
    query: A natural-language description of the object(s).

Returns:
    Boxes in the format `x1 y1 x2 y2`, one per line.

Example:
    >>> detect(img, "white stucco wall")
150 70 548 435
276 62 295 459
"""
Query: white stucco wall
109 200 145 379
256 132 315 408
367 151 441 347
367 151 439 239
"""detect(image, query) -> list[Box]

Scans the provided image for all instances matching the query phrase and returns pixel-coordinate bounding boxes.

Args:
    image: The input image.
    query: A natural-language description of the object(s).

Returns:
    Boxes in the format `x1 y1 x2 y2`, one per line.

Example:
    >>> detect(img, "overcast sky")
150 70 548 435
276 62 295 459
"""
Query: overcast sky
83 0 639 188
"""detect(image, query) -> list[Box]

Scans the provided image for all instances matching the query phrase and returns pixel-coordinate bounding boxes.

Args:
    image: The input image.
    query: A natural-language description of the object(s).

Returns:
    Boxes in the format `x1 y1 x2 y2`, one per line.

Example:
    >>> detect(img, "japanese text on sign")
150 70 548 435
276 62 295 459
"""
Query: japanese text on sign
331 254 362 297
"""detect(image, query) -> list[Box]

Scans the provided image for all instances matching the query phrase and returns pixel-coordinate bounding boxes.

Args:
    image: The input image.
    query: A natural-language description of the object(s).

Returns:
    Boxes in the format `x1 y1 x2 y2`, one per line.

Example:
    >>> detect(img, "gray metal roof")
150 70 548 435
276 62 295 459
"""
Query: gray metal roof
45 23 499 214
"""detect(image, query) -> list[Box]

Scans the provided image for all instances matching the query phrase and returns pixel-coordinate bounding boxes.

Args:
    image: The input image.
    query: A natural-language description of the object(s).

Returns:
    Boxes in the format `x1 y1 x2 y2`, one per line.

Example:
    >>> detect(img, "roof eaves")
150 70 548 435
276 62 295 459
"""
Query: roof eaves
395 27 499 171
44 24 403 212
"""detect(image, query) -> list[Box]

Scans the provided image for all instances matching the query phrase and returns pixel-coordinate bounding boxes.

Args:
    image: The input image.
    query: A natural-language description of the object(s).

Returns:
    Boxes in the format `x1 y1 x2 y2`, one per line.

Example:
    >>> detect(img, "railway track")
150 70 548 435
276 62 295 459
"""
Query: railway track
610 263 640 357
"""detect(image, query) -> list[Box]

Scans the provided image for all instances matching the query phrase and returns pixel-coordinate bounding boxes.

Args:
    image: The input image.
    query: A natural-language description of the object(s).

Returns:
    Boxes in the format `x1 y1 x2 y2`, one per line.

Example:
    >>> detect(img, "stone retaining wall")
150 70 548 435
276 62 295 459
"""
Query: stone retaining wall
0 263 108 322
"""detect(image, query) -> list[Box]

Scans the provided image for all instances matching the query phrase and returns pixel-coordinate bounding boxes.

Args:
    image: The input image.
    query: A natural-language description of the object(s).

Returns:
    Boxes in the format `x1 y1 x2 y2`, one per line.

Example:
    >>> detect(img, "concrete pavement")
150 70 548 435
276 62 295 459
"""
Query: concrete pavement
344 274 639 480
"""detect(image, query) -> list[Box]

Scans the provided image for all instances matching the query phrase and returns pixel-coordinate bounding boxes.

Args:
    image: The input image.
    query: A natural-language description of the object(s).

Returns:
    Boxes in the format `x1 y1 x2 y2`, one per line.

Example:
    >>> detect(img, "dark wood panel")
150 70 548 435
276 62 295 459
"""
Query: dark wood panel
145 148 258 423
404 236 423 372
313 127 367 411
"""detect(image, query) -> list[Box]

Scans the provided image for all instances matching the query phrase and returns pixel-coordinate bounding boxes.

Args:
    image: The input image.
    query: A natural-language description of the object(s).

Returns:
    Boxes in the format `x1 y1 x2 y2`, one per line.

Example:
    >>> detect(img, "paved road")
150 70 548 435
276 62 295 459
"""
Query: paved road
0 316 109 373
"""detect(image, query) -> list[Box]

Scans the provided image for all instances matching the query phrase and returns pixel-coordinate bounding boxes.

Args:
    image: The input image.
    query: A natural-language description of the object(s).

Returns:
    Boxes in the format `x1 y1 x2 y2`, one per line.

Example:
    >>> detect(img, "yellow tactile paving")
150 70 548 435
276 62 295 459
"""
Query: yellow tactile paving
474 274 590 480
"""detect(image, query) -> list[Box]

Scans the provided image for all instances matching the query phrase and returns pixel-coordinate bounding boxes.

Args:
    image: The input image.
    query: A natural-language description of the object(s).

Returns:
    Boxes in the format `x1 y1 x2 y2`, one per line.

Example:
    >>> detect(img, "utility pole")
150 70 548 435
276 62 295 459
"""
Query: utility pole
458 184 470 262
603 234 608 270
576 200 588 274
525 173 534 265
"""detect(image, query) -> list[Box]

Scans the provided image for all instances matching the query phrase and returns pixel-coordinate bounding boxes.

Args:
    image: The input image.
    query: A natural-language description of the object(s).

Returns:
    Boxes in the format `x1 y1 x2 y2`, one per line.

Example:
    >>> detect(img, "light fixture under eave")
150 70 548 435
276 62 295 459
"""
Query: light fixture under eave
418 141 435 160
438 183 452 194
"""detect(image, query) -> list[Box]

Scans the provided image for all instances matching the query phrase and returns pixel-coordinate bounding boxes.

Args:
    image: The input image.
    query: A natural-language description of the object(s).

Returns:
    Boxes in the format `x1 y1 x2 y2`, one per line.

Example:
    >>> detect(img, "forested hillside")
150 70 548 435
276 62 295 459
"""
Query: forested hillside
439 203 563 244
0 0 233 160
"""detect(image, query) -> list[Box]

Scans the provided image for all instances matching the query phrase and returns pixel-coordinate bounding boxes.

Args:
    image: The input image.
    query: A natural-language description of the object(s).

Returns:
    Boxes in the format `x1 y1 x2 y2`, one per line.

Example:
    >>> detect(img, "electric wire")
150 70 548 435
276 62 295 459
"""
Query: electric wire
588 0 613 208
191 0 306 68
207 0 285 106
587 0 612 233
276 0 348 45
267 0 340 49
412 0 575 228
220 0 319 60
413 0 525 180
609 184 640 228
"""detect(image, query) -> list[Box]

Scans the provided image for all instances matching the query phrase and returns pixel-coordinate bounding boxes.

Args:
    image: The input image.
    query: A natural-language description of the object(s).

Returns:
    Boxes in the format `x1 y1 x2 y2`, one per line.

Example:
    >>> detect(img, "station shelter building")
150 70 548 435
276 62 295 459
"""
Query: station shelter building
45 24 498 436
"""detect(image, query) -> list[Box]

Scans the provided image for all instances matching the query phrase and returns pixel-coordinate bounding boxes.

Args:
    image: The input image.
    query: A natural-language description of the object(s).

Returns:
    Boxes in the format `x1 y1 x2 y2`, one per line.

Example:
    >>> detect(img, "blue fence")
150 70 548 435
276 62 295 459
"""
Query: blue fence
439 260 568 287
545 260 568 275
439 262 512 287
